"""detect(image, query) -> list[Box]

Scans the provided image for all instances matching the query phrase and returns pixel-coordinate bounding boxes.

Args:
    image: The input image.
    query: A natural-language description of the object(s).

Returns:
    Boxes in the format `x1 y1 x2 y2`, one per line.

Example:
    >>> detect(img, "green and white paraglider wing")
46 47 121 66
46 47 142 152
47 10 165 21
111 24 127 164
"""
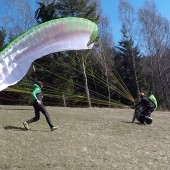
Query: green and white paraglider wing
0 17 98 91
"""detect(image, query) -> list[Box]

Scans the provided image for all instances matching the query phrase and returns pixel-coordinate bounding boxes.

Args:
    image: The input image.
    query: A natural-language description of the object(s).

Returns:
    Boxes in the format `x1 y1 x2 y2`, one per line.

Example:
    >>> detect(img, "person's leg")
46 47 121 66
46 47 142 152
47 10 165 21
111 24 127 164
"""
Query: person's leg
132 108 139 123
147 108 154 117
27 102 40 124
132 112 136 123
23 102 40 130
38 103 53 128
138 115 146 124
38 103 58 131
142 108 150 116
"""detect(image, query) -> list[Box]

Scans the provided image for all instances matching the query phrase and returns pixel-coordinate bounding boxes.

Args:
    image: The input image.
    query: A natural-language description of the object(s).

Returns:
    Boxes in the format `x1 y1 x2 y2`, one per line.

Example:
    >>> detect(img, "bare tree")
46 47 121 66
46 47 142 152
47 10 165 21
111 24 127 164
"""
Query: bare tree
81 54 92 107
119 0 140 99
0 0 36 38
99 16 114 106
138 0 170 109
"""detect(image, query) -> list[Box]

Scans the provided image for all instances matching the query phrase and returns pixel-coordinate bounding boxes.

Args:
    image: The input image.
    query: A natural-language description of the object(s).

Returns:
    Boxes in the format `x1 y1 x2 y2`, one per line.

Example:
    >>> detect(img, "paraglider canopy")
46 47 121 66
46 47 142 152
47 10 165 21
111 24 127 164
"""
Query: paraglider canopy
0 17 98 91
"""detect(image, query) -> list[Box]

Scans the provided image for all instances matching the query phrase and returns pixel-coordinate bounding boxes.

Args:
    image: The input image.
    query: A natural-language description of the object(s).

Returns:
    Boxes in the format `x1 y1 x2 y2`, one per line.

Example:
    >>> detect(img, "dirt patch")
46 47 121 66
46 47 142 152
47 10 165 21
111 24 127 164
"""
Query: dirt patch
0 105 169 169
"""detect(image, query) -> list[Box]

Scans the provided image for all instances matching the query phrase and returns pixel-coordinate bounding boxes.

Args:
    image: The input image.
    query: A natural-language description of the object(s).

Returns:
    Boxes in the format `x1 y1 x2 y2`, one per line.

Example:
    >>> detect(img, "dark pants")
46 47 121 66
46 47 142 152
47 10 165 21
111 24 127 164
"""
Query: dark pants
143 107 154 117
27 101 53 128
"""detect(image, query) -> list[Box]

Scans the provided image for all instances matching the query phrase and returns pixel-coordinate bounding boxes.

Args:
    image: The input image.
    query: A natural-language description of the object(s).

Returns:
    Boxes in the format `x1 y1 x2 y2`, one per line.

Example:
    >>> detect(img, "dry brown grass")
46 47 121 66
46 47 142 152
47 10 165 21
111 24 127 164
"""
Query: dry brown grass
0 105 169 170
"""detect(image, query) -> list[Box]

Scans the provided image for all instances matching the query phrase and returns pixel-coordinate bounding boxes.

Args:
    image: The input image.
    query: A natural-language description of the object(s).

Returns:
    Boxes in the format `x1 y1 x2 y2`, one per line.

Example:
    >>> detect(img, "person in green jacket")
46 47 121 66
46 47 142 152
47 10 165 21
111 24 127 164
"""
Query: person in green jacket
23 81 58 131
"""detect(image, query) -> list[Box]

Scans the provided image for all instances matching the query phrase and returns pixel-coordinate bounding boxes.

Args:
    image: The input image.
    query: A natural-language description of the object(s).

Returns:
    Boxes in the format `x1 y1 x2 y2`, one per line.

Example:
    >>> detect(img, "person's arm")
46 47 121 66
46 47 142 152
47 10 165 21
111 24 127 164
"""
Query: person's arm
133 100 142 109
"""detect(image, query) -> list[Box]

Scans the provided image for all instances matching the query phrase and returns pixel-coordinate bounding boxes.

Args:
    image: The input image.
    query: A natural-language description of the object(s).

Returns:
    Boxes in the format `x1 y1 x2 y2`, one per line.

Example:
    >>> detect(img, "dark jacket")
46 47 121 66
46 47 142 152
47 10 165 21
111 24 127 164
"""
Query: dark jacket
134 97 150 109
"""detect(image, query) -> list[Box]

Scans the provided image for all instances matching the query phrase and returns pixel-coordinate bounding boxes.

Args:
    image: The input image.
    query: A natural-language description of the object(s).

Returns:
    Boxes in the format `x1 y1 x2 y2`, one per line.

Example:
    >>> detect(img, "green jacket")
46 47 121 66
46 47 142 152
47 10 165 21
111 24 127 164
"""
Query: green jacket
31 84 42 101
148 94 157 110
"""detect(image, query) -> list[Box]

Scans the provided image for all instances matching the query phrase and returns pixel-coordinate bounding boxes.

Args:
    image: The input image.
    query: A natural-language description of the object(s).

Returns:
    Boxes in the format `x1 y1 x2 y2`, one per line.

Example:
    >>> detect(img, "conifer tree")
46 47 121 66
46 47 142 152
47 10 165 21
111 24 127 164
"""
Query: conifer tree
0 28 6 51
115 26 146 99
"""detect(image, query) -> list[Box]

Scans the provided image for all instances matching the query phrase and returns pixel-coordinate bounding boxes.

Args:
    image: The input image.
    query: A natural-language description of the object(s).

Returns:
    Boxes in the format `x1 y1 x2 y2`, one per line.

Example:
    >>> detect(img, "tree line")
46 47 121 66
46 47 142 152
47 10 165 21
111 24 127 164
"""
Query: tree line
0 0 170 110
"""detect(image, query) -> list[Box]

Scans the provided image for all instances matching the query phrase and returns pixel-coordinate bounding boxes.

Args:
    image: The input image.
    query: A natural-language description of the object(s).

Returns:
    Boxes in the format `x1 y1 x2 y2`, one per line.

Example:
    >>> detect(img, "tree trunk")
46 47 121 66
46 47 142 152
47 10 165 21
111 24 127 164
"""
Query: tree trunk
81 56 91 107
131 48 140 99
103 55 111 107
99 45 111 107
159 55 170 109
156 53 170 109
149 57 155 93
63 94 66 107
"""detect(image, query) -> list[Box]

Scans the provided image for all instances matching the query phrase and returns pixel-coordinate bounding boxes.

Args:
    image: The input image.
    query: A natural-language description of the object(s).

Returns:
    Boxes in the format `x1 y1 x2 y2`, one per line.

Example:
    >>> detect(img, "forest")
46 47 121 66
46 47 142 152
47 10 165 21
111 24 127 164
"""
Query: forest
0 0 170 110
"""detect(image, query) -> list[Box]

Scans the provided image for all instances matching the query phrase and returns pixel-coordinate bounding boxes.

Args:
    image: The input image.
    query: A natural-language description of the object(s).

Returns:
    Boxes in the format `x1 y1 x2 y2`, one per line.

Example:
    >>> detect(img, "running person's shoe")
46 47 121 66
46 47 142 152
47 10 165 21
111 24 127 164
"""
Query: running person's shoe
51 125 58 131
23 122 29 130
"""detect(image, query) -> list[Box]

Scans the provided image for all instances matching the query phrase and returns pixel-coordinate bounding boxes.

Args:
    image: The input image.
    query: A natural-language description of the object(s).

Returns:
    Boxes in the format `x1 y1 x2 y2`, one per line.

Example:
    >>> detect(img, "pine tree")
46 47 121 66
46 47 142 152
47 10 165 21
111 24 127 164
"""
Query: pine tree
0 28 6 51
35 1 56 23
55 0 99 21
115 26 146 99
35 0 99 22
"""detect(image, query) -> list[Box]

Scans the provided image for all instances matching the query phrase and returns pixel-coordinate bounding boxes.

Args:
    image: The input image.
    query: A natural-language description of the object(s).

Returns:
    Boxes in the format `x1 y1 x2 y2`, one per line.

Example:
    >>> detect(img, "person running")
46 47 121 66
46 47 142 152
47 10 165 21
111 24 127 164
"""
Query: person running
23 81 58 131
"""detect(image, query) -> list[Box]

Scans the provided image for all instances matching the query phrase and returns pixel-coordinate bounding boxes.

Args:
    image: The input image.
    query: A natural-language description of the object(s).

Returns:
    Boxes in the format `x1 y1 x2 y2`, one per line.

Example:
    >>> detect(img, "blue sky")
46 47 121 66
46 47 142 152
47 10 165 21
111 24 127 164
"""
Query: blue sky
101 0 170 44
1 0 170 45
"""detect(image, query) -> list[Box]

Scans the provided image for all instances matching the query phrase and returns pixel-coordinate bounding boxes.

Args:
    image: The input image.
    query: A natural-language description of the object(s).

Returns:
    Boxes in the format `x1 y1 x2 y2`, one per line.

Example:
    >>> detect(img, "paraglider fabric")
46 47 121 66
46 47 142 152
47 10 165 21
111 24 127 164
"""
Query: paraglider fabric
0 17 98 91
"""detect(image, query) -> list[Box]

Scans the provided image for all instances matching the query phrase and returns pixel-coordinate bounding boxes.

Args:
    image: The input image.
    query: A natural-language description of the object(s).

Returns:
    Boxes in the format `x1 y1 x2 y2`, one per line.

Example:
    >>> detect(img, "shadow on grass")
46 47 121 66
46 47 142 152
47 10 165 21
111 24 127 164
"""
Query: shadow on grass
0 108 32 110
121 121 144 125
121 121 133 124
3 126 37 131
3 126 52 132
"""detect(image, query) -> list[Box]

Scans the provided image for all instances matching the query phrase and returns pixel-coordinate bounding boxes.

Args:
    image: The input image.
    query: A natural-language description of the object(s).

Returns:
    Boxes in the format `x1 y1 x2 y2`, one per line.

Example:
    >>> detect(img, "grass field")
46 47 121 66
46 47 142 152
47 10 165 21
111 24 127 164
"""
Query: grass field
0 105 169 170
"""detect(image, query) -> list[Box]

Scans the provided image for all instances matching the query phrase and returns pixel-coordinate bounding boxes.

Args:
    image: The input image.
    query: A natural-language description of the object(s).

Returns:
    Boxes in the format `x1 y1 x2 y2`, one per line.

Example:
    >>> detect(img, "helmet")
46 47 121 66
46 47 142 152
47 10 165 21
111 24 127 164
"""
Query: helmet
138 93 145 98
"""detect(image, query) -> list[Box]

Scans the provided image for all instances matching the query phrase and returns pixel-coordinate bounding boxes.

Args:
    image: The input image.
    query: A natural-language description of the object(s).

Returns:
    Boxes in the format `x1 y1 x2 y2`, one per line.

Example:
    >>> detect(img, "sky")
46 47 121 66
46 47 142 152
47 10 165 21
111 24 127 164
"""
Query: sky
100 0 170 45
1 0 170 45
